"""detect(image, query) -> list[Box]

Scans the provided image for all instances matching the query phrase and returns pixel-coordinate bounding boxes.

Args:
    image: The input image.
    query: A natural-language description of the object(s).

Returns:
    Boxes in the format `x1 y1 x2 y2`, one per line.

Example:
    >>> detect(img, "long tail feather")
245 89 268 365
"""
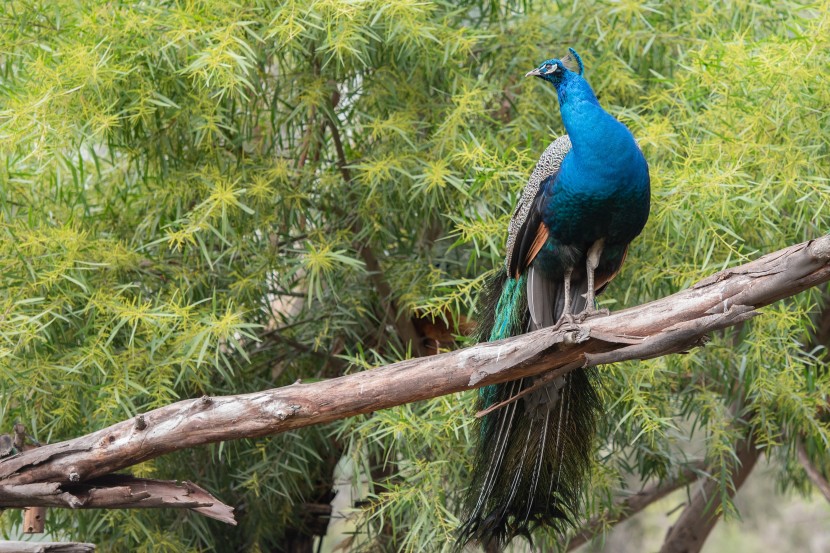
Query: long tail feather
459 268 600 550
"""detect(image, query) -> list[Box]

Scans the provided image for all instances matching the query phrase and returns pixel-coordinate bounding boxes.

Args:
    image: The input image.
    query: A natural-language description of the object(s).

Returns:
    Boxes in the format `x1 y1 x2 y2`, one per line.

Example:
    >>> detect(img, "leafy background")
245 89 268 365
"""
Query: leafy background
1 0 829 551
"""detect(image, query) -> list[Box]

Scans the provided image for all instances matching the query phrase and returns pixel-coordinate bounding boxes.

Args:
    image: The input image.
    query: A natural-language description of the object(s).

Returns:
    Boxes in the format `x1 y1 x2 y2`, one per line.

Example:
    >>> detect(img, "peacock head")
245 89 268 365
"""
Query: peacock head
525 48 584 86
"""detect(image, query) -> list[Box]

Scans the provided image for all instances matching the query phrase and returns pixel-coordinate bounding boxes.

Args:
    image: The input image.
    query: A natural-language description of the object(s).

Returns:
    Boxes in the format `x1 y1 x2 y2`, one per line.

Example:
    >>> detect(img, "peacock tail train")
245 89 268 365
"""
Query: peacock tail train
457 48 650 551
457 268 601 549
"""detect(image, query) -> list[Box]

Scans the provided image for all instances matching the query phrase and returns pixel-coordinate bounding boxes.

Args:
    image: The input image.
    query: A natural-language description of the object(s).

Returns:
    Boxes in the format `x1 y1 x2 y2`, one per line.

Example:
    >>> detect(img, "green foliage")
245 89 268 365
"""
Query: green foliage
1 0 829 551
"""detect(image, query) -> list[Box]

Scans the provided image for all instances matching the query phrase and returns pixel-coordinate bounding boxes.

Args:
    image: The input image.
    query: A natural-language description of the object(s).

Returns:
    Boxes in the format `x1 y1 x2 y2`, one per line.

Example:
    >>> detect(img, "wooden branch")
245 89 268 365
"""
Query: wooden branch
659 438 761 553
796 439 830 504
0 475 234 524
0 236 829 517
566 461 707 551
0 542 96 552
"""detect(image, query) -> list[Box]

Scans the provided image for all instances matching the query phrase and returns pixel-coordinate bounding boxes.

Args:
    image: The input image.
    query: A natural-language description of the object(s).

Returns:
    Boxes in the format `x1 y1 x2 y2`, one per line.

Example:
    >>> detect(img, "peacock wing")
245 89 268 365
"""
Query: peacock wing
505 135 571 277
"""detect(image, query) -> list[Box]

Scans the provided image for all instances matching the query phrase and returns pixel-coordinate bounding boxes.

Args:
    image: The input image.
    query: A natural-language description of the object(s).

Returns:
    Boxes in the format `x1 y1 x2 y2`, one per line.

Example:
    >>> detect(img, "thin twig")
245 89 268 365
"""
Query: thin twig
297 105 317 170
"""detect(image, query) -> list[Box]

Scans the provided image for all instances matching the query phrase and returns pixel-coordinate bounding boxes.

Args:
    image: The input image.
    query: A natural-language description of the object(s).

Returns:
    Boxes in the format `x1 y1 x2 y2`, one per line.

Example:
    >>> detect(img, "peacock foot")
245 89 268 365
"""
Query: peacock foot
552 313 580 332
574 307 610 323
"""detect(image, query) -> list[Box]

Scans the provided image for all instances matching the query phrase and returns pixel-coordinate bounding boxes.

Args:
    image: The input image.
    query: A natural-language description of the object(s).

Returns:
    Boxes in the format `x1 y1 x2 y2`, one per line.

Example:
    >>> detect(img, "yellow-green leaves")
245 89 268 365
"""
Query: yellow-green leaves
3 0 830 550
302 241 365 301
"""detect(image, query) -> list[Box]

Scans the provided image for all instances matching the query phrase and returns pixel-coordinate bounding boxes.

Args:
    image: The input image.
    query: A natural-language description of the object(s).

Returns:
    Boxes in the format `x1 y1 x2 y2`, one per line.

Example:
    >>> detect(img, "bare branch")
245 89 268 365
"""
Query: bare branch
0 236 828 518
659 438 761 553
0 542 96 552
0 475 234 524
796 440 830 504
567 461 707 551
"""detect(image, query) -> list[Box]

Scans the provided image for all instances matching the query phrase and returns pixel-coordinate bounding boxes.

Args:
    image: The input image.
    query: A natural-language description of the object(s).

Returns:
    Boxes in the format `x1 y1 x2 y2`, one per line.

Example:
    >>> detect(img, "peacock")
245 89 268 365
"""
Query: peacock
458 49 650 550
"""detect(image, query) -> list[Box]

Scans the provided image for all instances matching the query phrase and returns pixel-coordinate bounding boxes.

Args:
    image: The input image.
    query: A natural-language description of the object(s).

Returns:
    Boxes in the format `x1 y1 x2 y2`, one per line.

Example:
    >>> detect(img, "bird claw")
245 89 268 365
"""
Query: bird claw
574 307 610 323
552 313 579 332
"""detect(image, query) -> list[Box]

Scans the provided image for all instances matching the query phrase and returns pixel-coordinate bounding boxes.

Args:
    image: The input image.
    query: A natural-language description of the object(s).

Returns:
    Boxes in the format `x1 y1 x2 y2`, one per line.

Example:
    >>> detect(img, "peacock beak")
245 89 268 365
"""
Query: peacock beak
525 68 542 78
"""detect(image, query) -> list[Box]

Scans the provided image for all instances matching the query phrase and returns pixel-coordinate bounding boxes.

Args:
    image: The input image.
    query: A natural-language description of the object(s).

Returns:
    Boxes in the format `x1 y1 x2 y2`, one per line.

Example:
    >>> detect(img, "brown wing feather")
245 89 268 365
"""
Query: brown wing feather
525 223 549 271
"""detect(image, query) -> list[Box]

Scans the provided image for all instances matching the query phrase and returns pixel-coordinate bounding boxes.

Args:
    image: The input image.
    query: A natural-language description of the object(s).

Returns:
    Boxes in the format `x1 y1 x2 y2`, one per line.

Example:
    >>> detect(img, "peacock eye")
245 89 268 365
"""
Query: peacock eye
544 64 553 71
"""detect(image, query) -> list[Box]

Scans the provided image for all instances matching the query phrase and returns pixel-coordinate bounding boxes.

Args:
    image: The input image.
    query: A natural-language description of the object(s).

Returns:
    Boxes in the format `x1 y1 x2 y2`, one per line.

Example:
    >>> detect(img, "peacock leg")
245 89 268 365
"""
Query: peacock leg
579 239 610 321
554 267 576 328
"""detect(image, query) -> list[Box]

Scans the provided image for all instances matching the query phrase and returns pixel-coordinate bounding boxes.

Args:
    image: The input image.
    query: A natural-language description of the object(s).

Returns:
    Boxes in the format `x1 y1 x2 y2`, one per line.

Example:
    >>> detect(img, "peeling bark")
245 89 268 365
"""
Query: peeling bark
0 235 828 519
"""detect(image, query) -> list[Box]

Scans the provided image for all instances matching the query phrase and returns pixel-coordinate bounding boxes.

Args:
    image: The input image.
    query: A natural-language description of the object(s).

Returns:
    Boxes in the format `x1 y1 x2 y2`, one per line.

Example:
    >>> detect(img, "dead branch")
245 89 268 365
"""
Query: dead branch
0 235 828 519
566 461 707 551
0 475 234 524
0 542 96 552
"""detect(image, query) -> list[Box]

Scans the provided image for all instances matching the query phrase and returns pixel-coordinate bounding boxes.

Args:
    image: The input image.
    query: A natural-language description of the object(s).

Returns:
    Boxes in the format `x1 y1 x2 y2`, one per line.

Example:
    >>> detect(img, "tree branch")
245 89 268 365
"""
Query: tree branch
796 439 830 504
0 475 234 524
566 461 707 551
1 236 829 516
659 437 761 553
0 542 96 552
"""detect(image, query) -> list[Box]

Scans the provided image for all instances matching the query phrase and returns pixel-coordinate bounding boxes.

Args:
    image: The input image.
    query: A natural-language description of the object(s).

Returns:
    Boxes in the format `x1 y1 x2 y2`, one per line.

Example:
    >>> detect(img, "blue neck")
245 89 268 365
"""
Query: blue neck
538 69 650 246
556 73 642 182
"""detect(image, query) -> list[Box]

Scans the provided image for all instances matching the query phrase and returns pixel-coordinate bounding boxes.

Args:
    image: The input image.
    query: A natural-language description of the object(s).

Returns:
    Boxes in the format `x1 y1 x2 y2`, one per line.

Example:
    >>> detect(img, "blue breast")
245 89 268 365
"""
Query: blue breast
541 77 650 246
